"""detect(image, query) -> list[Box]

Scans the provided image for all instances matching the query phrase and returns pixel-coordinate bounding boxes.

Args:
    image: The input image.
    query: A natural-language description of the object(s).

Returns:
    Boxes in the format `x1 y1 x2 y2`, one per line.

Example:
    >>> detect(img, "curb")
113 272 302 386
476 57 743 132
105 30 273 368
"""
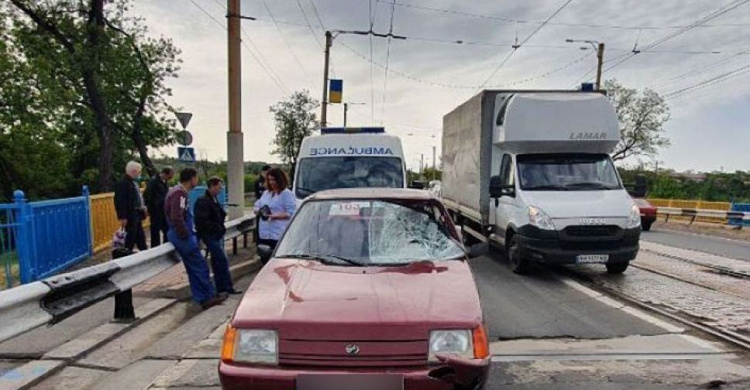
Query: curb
133 258 261 300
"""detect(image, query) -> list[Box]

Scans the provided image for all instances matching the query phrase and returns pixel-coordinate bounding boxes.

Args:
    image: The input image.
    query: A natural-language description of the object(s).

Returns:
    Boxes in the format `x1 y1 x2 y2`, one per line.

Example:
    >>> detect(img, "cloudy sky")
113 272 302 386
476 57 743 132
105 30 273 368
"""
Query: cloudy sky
133 0 750 173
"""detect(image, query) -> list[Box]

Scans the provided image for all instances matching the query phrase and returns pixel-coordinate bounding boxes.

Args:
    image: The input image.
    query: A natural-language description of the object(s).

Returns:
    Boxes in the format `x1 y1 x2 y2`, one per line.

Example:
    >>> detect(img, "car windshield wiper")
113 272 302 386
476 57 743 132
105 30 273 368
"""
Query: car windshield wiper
295 187 316 197
281 253 367 267
523 184 568 191
564 182 616 190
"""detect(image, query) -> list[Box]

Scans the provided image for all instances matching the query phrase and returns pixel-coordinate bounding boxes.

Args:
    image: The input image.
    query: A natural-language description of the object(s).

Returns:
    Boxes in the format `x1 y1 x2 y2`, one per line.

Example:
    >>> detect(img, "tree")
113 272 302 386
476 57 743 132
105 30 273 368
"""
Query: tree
270 91 319 177
606 79 671 162
3 0 180 193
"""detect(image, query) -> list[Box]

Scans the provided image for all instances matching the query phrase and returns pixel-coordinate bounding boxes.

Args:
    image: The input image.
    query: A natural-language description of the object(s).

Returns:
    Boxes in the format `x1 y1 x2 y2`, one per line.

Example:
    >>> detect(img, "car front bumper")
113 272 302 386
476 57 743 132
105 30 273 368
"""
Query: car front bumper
515 226 640 265
219 360 490 390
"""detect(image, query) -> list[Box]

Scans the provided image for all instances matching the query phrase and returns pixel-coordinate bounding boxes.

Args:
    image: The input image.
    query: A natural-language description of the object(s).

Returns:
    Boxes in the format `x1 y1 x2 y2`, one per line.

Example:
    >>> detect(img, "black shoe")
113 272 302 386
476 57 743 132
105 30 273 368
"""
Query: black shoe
201 294 228 310
226 289 243 295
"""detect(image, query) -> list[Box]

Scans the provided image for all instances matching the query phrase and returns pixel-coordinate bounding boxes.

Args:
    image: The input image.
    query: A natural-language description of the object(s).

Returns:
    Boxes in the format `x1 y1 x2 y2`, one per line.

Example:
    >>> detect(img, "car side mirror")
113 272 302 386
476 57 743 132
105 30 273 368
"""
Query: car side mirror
489 175 503 198
258 244 273 264
467 242 489 258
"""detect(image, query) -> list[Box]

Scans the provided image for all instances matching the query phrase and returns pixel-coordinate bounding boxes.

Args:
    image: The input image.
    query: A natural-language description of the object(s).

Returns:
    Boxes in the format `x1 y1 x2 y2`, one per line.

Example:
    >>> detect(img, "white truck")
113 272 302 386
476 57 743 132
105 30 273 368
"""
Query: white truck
292 127 407 201
441 90 641 274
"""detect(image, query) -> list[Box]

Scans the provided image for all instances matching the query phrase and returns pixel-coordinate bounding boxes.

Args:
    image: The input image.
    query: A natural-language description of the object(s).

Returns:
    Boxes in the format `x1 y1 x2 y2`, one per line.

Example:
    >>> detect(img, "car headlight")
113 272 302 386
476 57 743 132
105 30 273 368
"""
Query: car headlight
429 330 473 362
627 204 641 229
222 326 278 365
528 206 555 230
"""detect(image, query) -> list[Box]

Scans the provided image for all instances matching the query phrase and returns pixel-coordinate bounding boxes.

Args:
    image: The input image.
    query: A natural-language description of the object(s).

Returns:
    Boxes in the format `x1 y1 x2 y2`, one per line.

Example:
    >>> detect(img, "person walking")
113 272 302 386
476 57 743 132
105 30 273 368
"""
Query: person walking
114 161 148 251
165 168 226 310
254 168 296 264
143 166 174 247
194 177 241 295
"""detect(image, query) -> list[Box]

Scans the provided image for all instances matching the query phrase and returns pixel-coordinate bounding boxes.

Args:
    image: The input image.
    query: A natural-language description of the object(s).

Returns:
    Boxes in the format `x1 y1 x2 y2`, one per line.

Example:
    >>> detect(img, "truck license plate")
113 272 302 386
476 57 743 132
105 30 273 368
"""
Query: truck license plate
576 254 609 263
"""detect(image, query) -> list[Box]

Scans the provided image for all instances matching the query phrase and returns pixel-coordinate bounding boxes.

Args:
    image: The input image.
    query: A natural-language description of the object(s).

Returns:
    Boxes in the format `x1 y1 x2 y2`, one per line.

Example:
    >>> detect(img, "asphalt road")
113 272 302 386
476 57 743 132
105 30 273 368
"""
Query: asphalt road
641 228 750 261
469 250 666 340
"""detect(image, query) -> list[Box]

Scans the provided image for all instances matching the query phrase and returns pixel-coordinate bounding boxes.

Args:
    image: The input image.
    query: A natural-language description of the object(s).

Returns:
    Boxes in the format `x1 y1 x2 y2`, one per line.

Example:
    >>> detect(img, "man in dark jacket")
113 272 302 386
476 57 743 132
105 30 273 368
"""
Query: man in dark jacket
143 166 174 247
165 168 227 310
194 177 240 295
114 161 147 251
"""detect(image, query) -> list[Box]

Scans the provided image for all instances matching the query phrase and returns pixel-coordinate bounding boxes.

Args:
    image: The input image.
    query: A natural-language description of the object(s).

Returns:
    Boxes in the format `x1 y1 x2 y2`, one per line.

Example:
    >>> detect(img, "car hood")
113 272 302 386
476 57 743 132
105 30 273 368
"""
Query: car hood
521 190 633 219
232 258 483 340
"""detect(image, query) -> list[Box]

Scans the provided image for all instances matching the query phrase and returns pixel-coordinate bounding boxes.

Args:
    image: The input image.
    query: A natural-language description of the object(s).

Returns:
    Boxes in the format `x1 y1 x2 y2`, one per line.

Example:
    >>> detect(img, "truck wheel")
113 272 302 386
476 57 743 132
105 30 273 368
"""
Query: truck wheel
507 235 530 274
606 261 629 274
641 221 652 231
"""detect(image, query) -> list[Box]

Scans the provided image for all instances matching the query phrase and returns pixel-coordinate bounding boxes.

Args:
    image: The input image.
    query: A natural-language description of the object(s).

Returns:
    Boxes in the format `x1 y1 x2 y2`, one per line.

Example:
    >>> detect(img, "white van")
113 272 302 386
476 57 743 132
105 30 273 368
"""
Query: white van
442 91 640 274
293 127 407 201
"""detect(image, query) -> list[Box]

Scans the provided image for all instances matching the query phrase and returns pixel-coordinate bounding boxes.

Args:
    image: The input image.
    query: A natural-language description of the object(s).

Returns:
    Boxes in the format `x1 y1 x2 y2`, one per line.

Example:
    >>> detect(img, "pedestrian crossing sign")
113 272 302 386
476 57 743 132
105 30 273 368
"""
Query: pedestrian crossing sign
178 147 196 163
329 79 343 103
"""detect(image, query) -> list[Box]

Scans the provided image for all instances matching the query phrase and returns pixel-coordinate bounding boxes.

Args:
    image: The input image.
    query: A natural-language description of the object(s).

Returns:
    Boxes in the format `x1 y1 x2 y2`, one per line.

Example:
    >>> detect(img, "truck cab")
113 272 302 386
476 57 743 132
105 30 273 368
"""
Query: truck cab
293 127 407 202
487 93 640 274
441 91 641 274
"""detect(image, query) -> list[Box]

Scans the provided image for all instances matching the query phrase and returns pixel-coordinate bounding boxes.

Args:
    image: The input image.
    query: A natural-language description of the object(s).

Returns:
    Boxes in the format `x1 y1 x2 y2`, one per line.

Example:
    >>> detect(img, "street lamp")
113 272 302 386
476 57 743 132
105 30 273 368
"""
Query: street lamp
566 39 605 91
321 29 406 126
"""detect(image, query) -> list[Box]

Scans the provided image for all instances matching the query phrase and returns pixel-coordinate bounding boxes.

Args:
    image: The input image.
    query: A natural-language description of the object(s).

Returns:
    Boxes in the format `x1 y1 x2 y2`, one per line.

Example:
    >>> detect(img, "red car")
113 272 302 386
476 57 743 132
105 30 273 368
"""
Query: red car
633 198 657 231
220 188 490 390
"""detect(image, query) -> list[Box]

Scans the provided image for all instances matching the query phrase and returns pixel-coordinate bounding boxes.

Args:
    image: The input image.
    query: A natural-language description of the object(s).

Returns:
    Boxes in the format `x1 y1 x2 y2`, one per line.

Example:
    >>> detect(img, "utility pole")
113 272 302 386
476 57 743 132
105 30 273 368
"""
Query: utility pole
566 39 604 91
321 31 332 127
343 103 348 127
432 146 436 181
595 42 605 91
227 0 243 219
420 153 424 179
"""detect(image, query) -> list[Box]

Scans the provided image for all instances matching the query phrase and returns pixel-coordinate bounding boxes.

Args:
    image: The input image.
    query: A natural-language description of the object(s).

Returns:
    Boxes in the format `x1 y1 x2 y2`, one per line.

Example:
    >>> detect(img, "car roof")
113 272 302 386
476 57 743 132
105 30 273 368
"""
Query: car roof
305 188 438 202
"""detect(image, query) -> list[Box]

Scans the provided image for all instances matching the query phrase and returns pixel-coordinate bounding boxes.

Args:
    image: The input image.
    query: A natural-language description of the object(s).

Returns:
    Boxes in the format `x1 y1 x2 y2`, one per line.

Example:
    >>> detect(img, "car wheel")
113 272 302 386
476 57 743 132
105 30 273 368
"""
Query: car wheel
507 235 530 274
606 261 629 274
642 221 652 231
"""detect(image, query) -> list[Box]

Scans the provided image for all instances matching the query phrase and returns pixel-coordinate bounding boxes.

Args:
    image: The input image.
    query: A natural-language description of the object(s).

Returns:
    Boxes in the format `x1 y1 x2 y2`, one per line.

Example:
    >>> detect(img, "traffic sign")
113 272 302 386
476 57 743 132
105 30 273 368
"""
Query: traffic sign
175 112 193 129
177 130 193 146
178 147 196 163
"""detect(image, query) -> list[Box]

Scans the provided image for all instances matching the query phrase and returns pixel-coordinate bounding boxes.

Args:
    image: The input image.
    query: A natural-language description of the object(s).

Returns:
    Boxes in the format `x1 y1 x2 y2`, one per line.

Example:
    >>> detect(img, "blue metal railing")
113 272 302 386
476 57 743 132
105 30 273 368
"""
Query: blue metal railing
1 188 93 288
729 203 750 227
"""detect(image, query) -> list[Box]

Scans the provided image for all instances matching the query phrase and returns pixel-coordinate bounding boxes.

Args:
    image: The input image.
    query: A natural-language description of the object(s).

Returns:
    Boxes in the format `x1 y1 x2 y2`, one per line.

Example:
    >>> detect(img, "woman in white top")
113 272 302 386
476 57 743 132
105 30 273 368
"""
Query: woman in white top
253 168 296 264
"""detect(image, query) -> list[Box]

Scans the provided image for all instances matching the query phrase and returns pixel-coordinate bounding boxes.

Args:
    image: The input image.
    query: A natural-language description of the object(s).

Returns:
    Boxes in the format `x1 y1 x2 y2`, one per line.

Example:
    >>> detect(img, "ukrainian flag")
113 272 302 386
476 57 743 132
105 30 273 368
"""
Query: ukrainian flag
329 79 343 103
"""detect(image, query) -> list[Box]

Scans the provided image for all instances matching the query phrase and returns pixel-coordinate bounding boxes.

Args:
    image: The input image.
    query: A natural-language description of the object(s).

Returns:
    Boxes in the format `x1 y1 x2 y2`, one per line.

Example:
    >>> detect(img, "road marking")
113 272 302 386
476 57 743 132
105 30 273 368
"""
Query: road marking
490 352 733 362
559 277 685 334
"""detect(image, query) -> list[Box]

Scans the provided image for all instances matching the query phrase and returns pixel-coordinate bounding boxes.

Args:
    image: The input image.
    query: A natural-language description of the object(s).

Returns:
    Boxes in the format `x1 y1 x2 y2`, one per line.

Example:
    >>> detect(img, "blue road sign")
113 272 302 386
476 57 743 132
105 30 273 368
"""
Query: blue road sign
178 147 196 163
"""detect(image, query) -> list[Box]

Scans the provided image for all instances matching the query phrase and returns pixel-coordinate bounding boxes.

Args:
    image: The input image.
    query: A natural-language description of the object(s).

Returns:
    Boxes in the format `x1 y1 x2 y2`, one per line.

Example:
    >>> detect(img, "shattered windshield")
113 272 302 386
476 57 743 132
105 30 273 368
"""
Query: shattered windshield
275 199 464 265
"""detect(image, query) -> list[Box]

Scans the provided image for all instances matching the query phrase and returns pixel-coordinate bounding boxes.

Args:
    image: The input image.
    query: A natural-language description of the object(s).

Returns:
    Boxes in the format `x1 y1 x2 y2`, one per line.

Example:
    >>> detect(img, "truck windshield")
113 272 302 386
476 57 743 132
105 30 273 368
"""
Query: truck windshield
517 154 622 191
295 157 404 198
276 200 464 265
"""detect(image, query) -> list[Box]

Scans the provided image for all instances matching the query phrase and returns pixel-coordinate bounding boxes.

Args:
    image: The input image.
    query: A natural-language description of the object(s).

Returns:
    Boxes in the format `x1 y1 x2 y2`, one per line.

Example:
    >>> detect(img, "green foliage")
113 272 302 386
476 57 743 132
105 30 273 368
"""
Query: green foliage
270 90 319 177
244 174 258 194
606 80 671 162
1 0 181 198
619 168 749 203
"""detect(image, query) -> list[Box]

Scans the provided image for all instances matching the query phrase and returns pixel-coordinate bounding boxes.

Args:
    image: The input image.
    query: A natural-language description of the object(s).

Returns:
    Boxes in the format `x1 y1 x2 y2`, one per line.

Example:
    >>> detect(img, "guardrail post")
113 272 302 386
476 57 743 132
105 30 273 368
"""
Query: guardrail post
112 248 136 322
13 190 35 284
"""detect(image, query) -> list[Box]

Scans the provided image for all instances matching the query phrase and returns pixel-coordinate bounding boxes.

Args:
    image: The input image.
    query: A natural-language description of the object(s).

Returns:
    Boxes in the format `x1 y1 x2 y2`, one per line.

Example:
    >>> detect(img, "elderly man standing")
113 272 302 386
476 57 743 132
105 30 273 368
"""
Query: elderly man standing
144 166 174 247
114 161 148 251
165 168 227 310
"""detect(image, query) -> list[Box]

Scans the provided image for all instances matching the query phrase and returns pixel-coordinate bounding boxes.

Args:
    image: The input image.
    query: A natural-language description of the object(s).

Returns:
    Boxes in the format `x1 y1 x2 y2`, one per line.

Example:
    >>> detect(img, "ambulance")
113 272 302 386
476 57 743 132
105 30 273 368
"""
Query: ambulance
292 127 407 202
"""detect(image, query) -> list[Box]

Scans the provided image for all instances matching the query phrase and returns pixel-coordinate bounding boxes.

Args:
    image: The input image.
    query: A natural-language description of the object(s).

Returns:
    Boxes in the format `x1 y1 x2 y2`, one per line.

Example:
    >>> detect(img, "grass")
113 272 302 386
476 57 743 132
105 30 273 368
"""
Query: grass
0 251 20 290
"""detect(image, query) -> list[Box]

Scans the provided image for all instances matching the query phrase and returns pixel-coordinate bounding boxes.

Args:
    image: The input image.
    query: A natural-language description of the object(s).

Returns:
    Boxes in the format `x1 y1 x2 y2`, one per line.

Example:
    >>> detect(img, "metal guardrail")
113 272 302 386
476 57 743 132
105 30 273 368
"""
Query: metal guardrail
658 207 749 227
0 214 255 344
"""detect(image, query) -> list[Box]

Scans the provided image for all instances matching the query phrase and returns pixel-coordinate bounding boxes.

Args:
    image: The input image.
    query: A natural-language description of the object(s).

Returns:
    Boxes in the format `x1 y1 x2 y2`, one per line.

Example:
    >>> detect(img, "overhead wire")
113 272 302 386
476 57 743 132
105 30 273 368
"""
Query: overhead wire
600 0 750 75
295 0 324 49
369 0 376 122
374 0 750 31
380 0 397 124
260 0 314 85
663 62 750 100
478 0 574 89
654 51 749 89
189 0 289 94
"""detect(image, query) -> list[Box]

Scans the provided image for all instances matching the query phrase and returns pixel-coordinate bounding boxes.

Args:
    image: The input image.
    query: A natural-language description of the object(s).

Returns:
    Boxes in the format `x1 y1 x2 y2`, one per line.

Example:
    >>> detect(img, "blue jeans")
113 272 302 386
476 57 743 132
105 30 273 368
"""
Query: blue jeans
168 230 215 304
203 237 234 293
